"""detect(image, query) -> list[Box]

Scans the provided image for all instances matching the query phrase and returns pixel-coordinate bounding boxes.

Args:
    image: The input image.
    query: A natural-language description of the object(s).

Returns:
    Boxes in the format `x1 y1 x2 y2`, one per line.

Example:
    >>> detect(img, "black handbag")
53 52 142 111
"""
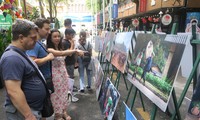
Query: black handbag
6 48 54 117
81 42 91 63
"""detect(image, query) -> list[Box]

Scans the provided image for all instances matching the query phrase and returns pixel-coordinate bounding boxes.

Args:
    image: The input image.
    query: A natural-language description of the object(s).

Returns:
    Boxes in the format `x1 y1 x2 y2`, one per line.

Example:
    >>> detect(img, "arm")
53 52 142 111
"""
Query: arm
47 48 77 57
5 80 36 120
30 53 54 66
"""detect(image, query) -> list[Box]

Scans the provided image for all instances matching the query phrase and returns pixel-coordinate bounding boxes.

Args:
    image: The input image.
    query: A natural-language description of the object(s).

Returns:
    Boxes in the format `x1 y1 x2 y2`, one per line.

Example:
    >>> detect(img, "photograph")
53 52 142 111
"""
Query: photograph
102 32 116 61
127 33 188 112
93 58 105 100
111 32 134 73
98 78 120 120
94 36 104 52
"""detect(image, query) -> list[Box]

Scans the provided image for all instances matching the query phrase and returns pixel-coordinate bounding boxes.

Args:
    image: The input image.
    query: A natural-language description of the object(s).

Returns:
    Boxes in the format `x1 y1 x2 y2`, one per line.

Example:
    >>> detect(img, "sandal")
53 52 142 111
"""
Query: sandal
54 113 65 120
63 112 71 120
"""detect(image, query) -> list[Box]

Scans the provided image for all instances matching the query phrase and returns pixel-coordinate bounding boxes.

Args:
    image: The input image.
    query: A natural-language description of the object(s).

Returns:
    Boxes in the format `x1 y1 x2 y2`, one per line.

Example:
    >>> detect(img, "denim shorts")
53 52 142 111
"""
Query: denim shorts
5 104 42 120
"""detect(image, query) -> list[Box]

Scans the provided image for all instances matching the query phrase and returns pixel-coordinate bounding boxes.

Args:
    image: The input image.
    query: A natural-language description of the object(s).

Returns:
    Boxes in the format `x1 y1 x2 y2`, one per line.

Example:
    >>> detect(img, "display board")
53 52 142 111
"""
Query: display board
94 36 104 52
111 32 134 73
93 58 104 100
124 102 137 120
102 32 116 61
99 78 120 120
127 33 189 112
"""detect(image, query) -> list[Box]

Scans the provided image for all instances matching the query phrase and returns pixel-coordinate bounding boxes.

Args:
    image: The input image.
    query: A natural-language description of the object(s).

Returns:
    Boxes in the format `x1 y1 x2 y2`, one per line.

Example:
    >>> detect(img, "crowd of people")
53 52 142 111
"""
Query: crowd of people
0 18 93 120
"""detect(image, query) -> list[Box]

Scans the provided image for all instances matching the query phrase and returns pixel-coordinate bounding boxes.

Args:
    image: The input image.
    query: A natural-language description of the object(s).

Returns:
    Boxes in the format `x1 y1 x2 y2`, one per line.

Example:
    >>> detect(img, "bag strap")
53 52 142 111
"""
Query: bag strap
5 48 50 95
37 41 52 79
81 41 90 51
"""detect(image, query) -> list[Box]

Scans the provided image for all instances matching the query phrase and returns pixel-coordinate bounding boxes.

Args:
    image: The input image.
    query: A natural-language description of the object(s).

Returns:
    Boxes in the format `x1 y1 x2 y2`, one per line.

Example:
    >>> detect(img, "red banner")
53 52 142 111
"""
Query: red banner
139 0 146 13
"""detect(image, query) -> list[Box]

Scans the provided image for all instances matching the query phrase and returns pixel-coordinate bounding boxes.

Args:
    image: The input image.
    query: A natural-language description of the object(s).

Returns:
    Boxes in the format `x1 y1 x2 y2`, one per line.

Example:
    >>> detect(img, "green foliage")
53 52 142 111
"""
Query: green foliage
28 7 40 21
86 0 101 14
54 18 60 29
0 27 12 56
129 64 172 95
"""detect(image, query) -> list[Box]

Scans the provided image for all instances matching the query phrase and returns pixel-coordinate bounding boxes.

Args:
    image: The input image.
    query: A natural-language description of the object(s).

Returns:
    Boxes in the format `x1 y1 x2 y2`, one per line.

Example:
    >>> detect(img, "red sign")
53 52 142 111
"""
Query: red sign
139 0 146 13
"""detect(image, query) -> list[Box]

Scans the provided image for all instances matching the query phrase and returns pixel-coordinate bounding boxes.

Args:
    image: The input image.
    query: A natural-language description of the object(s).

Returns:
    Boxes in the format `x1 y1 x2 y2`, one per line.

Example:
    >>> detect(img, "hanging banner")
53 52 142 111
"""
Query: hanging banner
139 0 147 13
112 4 118 19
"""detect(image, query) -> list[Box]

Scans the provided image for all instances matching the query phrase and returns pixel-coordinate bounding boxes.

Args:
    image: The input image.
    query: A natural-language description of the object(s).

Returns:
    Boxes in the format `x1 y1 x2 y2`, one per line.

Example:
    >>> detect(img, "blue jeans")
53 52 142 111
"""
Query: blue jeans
5 104 42 120
77 57 92 90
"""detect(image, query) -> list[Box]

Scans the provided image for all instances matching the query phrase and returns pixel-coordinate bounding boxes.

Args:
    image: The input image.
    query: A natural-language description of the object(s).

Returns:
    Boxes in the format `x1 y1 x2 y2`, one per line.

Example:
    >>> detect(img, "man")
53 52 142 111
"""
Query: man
27 18 54 87
0 19 44 119
62 28 79 102
60 18 72 38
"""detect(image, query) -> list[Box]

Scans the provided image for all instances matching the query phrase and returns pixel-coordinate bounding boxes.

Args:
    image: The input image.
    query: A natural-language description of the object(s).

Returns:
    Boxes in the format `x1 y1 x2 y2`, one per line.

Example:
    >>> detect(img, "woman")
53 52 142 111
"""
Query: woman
46 29 83 120
77 30 92 93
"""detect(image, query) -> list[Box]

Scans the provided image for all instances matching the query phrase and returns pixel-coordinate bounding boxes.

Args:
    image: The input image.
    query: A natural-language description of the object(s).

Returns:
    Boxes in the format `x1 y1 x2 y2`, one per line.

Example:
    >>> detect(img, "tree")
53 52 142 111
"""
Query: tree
38 0 46 18
28 7 40 21
46 0 71 21
86 0 101 14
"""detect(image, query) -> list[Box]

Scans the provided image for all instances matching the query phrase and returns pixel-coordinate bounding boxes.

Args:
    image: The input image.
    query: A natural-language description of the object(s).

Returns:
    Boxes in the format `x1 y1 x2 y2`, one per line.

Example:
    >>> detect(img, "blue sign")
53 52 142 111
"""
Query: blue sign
64 15 94 22
123 102 137 120
112 4 118 19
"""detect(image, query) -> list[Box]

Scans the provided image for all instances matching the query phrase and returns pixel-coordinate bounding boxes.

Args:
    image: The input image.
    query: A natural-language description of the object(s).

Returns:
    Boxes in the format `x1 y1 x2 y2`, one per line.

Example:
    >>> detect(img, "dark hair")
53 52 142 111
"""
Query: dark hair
65 28 76 36
64 18 72 27
79 30 86 38
47 29 62 50
34 18 50 29
12 19 38 41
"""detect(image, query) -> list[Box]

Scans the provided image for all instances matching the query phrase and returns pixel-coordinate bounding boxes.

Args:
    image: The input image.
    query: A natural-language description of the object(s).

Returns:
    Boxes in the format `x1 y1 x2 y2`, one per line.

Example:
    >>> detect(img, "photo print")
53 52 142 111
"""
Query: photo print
111 32 134 73
93 58 105 100
127 33 189 111
99 78 120 120
94 36 104 52
102 32 116 61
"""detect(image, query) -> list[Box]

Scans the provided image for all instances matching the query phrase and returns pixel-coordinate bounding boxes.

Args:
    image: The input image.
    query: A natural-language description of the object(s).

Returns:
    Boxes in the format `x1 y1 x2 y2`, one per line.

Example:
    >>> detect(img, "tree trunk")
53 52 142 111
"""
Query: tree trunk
54 4 57 18
48 0 53 22
39 0 45 18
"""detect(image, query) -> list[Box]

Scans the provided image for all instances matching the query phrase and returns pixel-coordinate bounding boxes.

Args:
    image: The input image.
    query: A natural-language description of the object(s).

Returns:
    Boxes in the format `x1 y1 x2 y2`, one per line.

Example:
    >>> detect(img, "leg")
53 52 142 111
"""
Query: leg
78 57 85 90
66 65 75 79
86 64 92 88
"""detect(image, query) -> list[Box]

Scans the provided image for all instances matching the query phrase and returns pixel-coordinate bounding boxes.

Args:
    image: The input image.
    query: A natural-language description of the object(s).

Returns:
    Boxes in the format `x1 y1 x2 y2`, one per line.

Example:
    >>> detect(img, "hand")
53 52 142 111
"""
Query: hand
47 53 54 60
25 113 37 120
76 50 84 56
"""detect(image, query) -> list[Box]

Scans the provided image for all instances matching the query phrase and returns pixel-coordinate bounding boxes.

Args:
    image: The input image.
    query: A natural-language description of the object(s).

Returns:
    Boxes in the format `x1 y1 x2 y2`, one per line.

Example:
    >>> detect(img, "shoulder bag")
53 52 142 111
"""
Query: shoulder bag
81 42 91 63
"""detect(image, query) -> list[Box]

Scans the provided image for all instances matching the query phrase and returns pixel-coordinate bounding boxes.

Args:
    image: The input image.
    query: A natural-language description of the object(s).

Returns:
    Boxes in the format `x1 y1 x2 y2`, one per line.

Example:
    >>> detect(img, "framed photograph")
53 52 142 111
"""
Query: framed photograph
127 33 189 112
102 32 116 61
99 78 120 120
111 32 134 73
93 58 105 100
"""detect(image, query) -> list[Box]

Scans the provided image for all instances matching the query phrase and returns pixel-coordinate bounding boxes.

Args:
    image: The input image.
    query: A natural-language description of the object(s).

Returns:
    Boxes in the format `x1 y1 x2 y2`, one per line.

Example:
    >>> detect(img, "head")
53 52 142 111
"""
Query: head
65 28 76 40
79 30 87 45
47 29 62 50
34 18 50 39
64 18 72 28
12 19 38 50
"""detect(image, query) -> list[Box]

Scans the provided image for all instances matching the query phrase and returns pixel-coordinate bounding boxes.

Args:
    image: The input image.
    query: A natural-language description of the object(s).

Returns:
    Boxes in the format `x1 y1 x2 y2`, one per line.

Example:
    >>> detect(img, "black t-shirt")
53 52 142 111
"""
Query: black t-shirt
62 39 76 65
